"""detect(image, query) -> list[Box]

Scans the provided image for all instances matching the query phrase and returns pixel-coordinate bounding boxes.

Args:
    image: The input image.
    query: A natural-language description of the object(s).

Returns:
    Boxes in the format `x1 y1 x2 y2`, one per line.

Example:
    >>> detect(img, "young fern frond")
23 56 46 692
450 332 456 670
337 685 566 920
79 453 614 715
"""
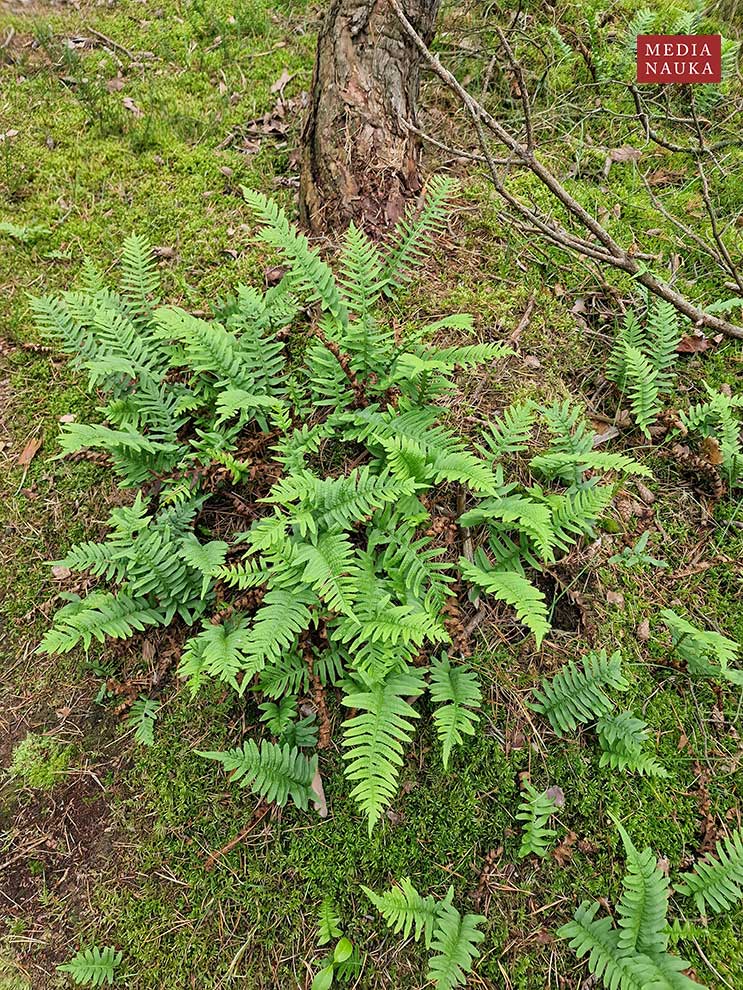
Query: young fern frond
429 657 482 769
557 901 650 990
529 450 652 482
317 899 343 946
459 559 550 646
341 668 425 832
57 946 123 986
660 609 742 686
198 739 317 810
126 697 159 747
120 233 160 321
615 822 670 956
481 400 536 458
362 878 439 947
516 781 559 858
597 712 668 778
675 828 743 916
381 175 457 293
427 897 486 990
529 649 628 733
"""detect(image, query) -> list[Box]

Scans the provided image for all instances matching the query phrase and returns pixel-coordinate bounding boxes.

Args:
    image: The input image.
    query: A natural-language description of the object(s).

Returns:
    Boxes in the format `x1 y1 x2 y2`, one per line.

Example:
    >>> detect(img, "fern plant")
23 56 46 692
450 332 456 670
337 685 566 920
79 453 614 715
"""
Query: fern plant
660 609 742 686
529 649 629 734
36 183 654 833
516 780 560 858
675 827 743 916
559 822 707 990
597 712 668 778
57 946 122 986
363 880 485 989
679 387 742 487
606 299 684 436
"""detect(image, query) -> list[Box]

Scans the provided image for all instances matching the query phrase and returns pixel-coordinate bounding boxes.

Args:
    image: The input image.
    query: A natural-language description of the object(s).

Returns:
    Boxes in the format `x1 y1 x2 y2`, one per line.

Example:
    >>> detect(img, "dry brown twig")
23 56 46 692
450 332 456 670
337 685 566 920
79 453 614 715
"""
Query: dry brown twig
391 1 743 340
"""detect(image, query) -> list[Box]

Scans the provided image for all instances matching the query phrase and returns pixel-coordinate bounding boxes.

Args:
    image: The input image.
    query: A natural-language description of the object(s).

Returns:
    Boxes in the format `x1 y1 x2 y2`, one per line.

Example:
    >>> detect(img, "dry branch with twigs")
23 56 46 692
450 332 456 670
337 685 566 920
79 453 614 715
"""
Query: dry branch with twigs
391 0 743 340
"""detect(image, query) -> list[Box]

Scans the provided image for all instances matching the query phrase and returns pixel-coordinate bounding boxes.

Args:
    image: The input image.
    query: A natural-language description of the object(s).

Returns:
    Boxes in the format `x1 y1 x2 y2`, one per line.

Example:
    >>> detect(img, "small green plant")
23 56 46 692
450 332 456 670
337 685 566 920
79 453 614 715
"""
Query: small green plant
0 221 52 244
675 827 743 916
660 609 742 686
679 387 742 488
516 780 561 858
57 946 122 986
126 697 159 746
363 880 485 990
529 649 628 734
429 656 482 769
608 531 667 569
596 712 668 778
559 822 704 990
606 299 683 436
311 900 361 988
8 733 71 790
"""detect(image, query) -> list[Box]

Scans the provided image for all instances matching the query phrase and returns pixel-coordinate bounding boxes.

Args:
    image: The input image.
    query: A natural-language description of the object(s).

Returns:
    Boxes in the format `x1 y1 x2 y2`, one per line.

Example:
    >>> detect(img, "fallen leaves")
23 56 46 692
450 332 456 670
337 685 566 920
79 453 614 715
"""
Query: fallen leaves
122 96 143 117
17 436 41 467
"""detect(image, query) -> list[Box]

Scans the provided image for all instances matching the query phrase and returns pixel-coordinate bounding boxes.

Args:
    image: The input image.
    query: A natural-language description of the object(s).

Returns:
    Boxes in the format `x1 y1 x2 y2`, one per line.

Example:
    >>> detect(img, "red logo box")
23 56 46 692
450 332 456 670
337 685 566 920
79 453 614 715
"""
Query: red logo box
637 35 722 83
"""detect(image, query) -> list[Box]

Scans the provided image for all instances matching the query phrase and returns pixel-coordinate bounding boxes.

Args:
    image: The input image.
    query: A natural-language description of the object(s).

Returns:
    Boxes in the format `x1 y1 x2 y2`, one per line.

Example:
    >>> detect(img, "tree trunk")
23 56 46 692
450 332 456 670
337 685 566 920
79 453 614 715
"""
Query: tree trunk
299 0 441 233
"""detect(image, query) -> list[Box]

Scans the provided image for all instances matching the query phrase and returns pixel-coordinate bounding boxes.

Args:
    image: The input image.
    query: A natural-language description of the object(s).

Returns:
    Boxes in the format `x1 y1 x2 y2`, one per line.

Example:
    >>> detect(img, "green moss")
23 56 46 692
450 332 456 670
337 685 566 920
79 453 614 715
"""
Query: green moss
7 734 72 790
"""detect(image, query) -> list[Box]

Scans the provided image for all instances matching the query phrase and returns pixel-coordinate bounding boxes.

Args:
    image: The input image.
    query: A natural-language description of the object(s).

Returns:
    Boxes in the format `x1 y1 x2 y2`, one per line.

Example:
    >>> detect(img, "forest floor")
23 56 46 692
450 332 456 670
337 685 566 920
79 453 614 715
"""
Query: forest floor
0 0 741 988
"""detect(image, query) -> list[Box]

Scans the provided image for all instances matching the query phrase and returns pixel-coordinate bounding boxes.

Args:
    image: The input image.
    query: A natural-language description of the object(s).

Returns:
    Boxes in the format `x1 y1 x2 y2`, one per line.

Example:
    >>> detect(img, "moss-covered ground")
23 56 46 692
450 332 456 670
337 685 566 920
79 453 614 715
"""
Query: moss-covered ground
1 0 741 987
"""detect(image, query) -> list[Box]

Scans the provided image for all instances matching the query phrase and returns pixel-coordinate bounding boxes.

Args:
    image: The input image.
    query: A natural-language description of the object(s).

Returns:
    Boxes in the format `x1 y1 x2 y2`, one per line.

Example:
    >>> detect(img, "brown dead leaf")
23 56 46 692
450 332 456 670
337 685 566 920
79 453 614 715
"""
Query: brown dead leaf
545 784 565 808
122 96 143 117
153 245 176 259
609 146 642 163
636 618 650 643
700 436 724 466
270 68 293 96
677 732 689 750
606 590 625 607
59 413 76 424
107 76 125 92
311 768 327 818
552 830 577 866
51 565 71 580
677 334 710 354
523 354 541 369
17 436 41 467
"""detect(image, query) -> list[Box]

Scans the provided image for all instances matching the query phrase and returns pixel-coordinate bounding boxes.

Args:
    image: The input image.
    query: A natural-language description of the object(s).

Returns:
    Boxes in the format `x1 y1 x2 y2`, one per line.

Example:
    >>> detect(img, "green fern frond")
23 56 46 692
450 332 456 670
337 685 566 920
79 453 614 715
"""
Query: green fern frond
557 901 649 990
481 400 536 458
381 176 457 294
675 828 743 916
459 492 558 562
615 822 670 955
338 222 386 319
529 450 652 481
126 697 159 747
547 484 615 551
341 669 425 832
517 780 559 858
179 536 228 598
362 878 439 947
317 898 343 946
295 531 360 616
529 649 628 733
242 187 348 325
429 656 482 769
38 591 164 654
459 559 550 645
57 946 122 986
198 739 317 810
660 609 742 686
607 310 644 387
646 300 682 391
427 895 486 990
177 616 253 693
597 712 668 777
120 233 160 321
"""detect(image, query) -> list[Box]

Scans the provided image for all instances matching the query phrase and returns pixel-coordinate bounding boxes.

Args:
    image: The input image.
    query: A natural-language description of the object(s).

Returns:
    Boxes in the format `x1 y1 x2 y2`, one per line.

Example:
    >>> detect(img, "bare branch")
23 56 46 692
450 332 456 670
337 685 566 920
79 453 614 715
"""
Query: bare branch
390 0 743 341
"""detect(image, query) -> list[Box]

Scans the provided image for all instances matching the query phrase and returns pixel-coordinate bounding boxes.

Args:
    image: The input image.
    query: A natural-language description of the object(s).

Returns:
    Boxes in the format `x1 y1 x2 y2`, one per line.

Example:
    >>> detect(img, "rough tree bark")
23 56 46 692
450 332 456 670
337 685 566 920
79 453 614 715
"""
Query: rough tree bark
299 0 441 233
